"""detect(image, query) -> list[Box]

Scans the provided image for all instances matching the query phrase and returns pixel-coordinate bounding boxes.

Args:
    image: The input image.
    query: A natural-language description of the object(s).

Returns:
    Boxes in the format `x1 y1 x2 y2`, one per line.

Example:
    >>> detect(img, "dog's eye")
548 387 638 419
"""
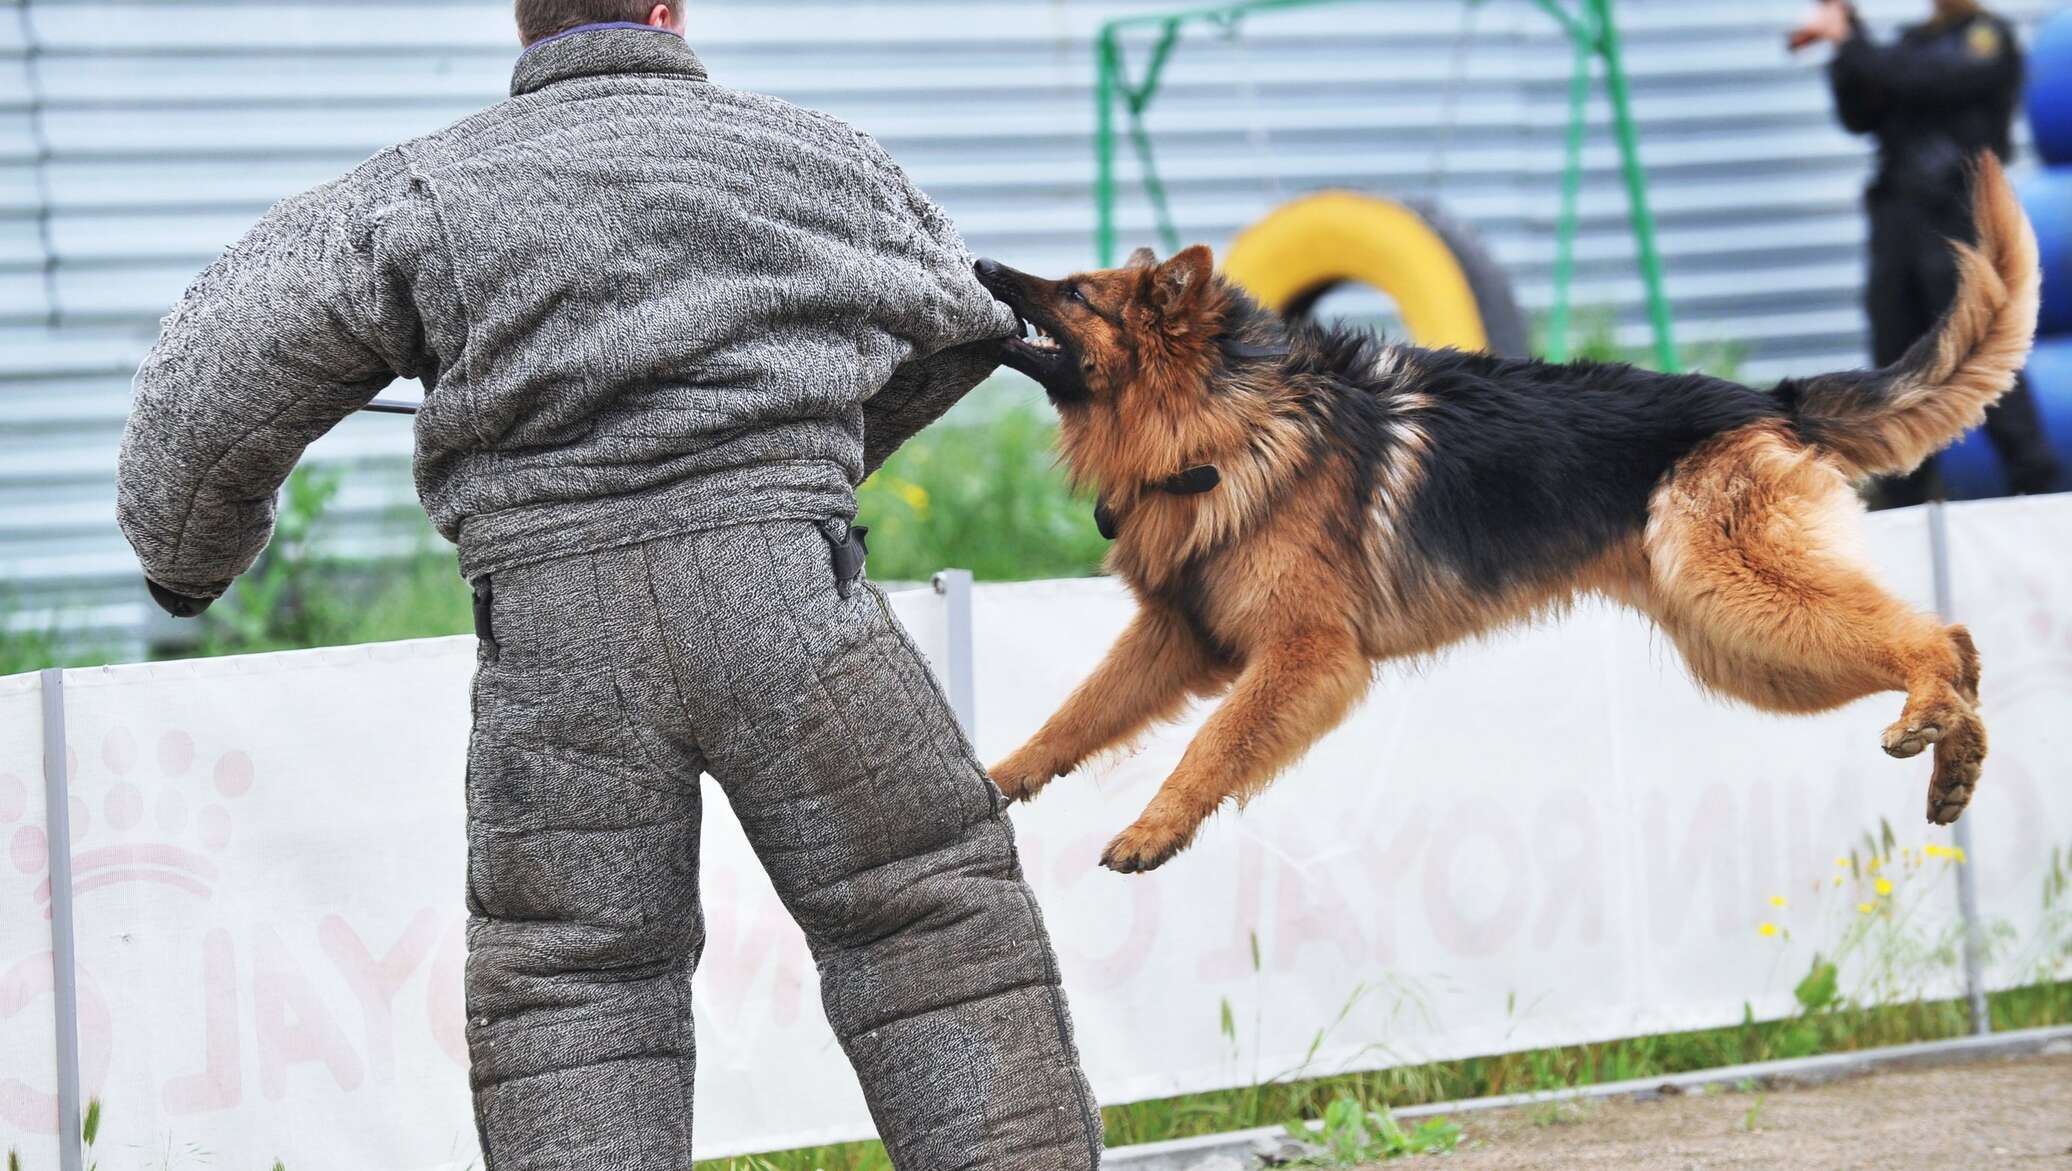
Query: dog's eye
1064 286 1087 305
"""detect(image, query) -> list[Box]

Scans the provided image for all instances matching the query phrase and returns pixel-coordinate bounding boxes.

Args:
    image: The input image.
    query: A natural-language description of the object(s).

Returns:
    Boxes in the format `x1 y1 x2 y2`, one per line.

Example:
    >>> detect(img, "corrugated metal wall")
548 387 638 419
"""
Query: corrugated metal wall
1 0 2053 646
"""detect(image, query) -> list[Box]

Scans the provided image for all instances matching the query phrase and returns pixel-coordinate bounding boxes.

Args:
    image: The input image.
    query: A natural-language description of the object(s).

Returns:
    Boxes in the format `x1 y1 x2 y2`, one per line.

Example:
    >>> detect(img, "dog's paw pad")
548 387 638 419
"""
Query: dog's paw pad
1927 786 1973 825
1882 721 1942 759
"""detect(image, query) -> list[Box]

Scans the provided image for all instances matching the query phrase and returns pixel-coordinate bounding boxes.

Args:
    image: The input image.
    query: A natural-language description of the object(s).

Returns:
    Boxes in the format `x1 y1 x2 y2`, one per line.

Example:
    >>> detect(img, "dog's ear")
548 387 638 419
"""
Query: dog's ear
1150 244 1215 320
1124 246 1160 271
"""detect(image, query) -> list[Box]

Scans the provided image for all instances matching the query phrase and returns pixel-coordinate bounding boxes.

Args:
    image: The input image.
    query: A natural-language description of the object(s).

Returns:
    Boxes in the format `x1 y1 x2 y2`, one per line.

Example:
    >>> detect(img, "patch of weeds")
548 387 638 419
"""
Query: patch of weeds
697 1147 890 1171
1535 307 1746 378
1527 1098 1594 1128
0 590 116 676
857 400 1109 582
182 468 472 657
1749 822 2072 1056
1741 1091 1768 1133
1280 1097 1462 1165
81 1099 99 1170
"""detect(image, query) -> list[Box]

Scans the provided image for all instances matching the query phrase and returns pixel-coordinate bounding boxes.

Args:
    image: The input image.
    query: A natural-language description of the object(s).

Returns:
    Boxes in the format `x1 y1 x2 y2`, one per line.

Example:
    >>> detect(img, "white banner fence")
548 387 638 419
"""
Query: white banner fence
4 496 2070 1169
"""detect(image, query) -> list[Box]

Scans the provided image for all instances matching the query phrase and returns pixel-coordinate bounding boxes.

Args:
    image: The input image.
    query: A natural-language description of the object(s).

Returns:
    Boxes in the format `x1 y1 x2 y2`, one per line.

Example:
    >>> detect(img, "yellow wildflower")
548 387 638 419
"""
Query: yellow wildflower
1858 902 1874 915
898 482 930 514
1834 876 1843 887
1875 877 1894 897
1758 922 1779 938
1769 895 1788 908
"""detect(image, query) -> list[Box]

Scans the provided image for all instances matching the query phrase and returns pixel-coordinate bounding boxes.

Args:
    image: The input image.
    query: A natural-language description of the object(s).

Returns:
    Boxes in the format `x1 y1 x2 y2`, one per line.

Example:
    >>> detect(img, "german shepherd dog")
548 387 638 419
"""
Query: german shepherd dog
973 157 2037 875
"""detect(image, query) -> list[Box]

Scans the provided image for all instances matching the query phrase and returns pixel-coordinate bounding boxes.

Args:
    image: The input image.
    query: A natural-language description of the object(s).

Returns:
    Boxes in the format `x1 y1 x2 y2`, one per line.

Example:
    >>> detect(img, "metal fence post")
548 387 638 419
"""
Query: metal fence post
40 668 84 1171
1928 502 1991 1036
932 570 977 740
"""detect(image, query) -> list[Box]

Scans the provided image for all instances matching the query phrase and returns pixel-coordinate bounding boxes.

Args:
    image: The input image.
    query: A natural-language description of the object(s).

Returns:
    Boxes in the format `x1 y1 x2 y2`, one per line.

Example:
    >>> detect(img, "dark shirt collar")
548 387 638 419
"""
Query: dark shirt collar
511 23 708 97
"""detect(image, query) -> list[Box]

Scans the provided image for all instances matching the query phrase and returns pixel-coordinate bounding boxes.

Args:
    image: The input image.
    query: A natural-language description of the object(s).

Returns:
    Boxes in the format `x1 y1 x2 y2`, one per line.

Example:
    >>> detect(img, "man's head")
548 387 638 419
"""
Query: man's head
515 1 683 46
1933 0 1982 21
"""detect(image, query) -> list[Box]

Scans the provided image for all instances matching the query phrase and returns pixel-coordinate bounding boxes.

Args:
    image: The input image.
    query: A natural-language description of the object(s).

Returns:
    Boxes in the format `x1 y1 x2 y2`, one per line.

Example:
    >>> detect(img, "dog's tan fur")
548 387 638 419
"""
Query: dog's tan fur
985 158 2035 873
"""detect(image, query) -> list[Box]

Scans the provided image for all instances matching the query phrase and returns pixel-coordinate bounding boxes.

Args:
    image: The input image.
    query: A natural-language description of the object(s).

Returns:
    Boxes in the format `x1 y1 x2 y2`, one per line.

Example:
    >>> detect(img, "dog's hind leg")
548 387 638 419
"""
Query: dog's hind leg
1644 423 1986 825
1101 627 1370 873
991 604 1234 803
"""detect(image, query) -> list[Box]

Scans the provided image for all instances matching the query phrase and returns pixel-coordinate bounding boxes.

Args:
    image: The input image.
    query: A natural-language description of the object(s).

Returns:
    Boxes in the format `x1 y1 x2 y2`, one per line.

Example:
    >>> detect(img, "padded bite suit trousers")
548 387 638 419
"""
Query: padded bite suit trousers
463 519 1102 1170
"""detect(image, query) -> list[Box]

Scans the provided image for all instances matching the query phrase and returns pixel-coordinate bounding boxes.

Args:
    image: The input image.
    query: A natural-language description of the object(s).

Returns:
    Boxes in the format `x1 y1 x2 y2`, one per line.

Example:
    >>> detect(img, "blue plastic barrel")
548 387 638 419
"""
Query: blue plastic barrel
2029 9 2072 167
1940 336 2072 499
2022 169 2072 337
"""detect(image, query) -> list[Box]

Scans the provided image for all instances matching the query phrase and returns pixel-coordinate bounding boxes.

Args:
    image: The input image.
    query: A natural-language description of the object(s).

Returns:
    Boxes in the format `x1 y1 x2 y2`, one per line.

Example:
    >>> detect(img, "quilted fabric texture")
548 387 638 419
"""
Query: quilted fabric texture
116 25 1018 597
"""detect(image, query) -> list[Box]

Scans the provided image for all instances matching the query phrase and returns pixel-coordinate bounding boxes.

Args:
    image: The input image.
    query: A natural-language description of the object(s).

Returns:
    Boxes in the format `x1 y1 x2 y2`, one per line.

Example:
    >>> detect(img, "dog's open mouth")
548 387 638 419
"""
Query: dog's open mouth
1014 318 1062 354
975 257 1088 403
999 313 1075 391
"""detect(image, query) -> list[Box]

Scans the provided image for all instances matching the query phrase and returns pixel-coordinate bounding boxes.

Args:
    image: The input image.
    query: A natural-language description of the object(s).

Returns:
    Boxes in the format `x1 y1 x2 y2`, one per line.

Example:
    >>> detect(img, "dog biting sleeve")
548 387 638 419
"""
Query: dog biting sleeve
855 134 1020 476
116 152 431 600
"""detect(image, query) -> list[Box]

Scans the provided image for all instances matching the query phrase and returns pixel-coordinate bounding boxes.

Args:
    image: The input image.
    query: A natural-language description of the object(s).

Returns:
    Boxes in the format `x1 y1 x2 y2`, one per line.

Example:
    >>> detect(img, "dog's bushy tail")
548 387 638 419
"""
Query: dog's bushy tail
1781 154 2039 480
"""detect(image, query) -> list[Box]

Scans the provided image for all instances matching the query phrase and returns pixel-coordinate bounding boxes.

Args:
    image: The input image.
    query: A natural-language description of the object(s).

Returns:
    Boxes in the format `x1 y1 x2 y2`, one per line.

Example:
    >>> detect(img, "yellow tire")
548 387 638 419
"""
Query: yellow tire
1222 191 1527 357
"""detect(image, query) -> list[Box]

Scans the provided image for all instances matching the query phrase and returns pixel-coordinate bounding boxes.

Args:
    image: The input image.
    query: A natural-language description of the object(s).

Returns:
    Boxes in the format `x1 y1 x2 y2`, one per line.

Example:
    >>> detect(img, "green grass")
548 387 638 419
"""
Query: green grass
169 467 478 659
0 619 102 677
690 981 2071 1171
40 970 1998 1171
0 582 119 675
1538 308 1746 379
1280 1097 1461 1165
855 400 1108 583
705 832 2072 1168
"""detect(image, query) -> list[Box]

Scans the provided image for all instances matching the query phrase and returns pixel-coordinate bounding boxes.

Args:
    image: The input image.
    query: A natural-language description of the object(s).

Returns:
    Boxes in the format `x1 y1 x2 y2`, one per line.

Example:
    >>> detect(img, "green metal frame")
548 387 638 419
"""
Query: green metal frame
1094 0 1679 370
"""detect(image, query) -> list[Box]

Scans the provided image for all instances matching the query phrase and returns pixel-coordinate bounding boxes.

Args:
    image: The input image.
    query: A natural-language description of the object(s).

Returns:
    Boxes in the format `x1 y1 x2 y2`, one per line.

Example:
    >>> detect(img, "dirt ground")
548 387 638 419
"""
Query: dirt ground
1382 1052 2072 1170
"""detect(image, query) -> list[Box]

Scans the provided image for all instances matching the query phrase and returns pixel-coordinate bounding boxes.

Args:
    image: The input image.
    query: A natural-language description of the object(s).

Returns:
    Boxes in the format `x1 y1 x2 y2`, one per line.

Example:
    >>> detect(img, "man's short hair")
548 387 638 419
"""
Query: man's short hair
516 0 659 45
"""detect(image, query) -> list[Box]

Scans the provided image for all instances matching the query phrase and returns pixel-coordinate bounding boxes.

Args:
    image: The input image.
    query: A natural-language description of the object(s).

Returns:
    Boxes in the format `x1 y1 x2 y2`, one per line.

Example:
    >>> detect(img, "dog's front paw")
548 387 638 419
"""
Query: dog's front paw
989 745 1066 803
1099 805 1206 874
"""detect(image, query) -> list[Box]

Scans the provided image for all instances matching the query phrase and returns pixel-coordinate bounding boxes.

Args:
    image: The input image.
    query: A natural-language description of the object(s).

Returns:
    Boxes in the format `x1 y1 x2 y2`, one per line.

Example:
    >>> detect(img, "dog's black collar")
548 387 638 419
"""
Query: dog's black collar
1089 334 1270 540
1095 465 1222 541
1158 465 1223 495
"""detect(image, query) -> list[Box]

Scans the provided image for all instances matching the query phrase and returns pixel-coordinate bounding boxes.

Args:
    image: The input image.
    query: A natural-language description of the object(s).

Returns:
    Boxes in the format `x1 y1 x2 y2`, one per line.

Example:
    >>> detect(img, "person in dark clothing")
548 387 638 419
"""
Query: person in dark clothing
1795 0 2063 506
